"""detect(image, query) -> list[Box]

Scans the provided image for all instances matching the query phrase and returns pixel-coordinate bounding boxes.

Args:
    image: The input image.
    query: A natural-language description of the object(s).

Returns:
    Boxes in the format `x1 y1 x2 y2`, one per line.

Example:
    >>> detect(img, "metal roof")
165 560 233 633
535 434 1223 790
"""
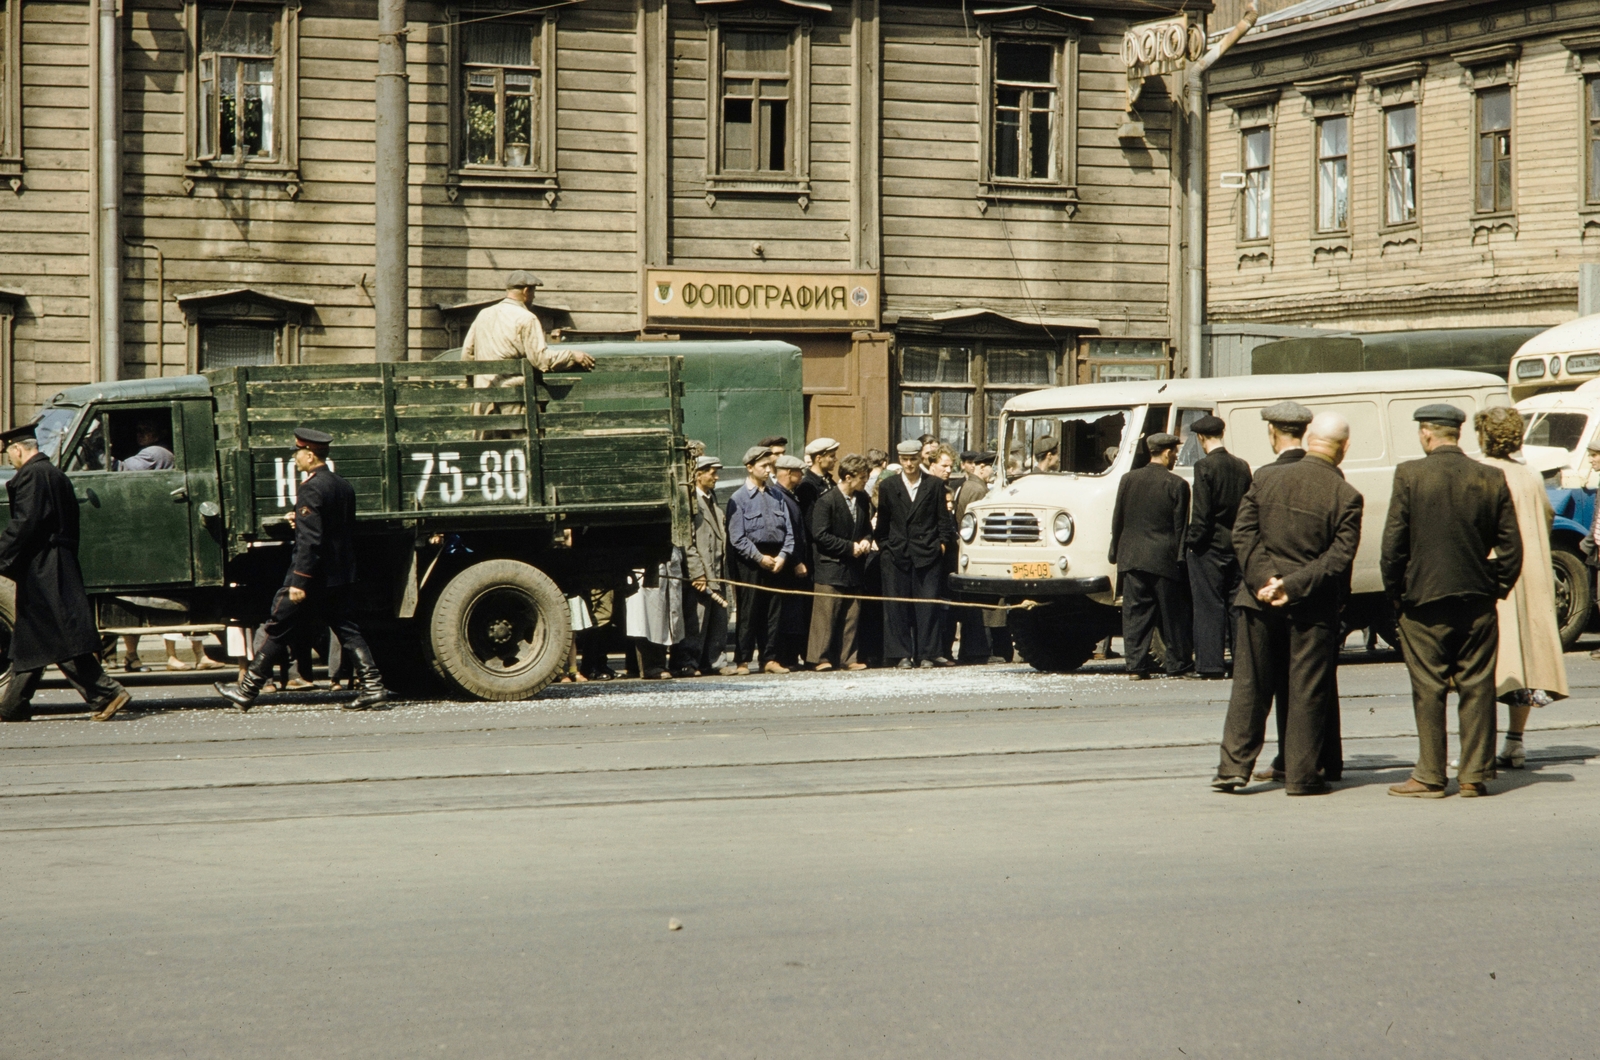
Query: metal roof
46 375 213 408
1241 0 1449 43
1514 314 1600 359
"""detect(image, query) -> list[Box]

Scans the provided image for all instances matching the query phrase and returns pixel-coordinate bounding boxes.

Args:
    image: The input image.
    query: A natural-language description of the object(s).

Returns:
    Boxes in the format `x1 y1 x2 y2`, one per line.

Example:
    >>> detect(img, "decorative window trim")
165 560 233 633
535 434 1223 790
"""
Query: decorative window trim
1295 74 1357 114
0 285 21 431
181 0 301 198
1227 91 1276 252
975 11 1080 213
175 287 310 372
1378 100 1421 236
1 0 23 193
1471 82 1515 219
702 8 813 210
445 6 560 204
1368 60 1425 102
1453 42 1519 88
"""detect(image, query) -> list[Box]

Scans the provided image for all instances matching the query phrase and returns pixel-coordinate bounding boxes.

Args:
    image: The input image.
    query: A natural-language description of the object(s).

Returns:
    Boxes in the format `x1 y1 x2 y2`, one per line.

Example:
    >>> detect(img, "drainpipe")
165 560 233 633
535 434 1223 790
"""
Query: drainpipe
98 0 122 382
1184 1 1258 379
374 0 409 363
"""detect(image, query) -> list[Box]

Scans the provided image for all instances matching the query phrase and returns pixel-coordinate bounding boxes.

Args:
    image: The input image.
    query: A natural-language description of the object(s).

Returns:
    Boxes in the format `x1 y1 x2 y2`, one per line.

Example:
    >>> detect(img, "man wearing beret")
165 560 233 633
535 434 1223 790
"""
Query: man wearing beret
1109 432 1193 678
1214 412 1362 796
875 439 957 668
1383 403 1522 798
726 445 794 674
217 428 390 710
0 422 132 723
1184 415 1252 679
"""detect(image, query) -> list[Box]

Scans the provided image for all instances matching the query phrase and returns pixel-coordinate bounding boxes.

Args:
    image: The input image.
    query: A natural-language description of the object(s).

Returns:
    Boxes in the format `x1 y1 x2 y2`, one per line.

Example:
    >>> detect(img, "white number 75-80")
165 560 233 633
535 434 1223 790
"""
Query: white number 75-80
412 451 464 503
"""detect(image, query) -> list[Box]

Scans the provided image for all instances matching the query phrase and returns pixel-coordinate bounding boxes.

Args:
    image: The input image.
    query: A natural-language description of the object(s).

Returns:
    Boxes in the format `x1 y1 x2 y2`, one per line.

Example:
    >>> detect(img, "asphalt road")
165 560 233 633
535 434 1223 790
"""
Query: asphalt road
4 648 1599 1059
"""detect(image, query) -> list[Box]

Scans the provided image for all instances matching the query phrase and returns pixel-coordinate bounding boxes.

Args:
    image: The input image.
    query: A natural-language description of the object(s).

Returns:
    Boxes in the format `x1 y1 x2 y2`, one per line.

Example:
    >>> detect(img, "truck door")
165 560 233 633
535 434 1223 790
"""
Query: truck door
62 402 195 589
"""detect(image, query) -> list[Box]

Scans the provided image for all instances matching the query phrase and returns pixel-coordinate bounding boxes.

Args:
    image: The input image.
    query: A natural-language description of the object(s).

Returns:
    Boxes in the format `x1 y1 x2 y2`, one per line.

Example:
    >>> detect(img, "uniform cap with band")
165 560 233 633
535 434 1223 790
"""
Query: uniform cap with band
896 439 923 456
1260 401 1314 426
1413 403 1466 427
294 427 333 453
803 437 840 457
0 422 38 445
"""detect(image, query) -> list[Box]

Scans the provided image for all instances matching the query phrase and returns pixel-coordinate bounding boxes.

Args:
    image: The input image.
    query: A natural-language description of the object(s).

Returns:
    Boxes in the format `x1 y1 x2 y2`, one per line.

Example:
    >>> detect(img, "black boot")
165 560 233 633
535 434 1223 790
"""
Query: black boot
215 663 268 711
344 644 390 710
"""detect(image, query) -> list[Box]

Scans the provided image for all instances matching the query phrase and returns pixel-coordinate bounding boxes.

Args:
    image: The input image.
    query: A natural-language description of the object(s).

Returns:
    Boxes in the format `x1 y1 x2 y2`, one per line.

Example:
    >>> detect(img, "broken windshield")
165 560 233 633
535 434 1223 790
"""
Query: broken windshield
1003 408 1131 481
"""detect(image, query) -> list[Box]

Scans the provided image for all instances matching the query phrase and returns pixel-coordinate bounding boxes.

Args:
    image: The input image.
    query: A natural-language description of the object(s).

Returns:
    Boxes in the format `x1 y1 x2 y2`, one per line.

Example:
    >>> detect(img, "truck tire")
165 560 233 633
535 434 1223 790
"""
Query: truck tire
428 560 571 701
1552 548 1592 651
1008 603 1100 673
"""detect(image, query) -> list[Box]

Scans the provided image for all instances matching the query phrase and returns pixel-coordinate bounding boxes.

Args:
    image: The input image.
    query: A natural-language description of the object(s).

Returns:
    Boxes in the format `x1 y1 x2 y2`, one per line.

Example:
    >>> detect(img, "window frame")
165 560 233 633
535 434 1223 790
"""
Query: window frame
447 6 559 203
1314 113 1350 234
1383 102 1419 228
1474 84 1514 215
893 339 1067 453
1 0 22 192
1240 123 1273 243
1452 43 1519 224
1367 61 1424 236
182 0 301 197
703 10 813 209
977 17 1080 212
176 290 307 374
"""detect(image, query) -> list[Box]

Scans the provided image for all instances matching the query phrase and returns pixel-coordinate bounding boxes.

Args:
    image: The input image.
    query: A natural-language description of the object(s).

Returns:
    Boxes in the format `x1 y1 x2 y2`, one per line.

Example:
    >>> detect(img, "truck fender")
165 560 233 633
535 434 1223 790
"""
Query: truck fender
1552 515 1592 541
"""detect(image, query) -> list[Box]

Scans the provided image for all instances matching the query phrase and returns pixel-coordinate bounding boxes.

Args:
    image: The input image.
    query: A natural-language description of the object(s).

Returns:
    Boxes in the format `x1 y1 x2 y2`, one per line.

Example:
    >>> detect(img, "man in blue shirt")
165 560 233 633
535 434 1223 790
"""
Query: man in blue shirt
725 445 794 674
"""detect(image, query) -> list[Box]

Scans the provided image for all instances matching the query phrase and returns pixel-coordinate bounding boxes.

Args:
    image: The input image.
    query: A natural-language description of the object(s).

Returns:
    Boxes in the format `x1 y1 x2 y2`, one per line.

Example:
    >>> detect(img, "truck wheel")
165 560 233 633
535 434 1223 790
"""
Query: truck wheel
1008 603 1100 673
428 560 571 701
1552 548 1592 651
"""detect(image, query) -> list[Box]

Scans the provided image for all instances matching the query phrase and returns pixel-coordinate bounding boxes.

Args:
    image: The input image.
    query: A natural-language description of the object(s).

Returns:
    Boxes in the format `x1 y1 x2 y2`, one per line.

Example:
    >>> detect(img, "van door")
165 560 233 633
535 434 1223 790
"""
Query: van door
63 402 195 589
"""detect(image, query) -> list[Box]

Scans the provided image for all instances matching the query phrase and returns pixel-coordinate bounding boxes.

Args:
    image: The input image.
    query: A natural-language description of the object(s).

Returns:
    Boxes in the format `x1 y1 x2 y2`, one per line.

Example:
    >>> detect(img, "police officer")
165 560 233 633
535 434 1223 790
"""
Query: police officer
0 422 132 723
1184 415 1251 679
1213 412 1363 795
1108 432 1193 678
1382 403 1522 798
216 428 389 710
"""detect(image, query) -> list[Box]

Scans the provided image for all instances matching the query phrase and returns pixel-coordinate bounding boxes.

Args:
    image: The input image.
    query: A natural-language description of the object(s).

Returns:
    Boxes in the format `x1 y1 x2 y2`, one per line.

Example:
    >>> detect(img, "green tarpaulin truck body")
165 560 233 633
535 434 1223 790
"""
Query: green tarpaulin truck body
0 356 690 700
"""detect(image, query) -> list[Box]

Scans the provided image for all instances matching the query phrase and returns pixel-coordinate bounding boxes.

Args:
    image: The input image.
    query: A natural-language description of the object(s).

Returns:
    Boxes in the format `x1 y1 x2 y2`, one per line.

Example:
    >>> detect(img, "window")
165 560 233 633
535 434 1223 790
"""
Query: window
897 341 1062 452
462 21 541 169
64 408 176 472
1004 409 1128 480
1524 412 1590 453
185 2 299 189
1316 116 1349 231
1174 408 1214 467
1588 78 1600 205
1476 86 1513 213
993 42 1056 181
1385 104 1417 224
721 30 790 173
178 288 307 371
200 323 277 370
1242 126 1272 240
1080 338 1169 384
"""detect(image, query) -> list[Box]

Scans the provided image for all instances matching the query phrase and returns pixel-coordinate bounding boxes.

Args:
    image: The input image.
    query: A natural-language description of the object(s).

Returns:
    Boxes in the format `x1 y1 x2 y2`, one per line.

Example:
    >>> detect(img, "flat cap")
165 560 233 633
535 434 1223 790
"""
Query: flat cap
1190 414 1225 436
1261 400 1314 426
1146 432 1180 453
742 445 771 466
294 427 333 450
803 437 840 457
1033 435 1060 457
695 455 723 471
505 270 542 290
775 454 806 471
962 450 997 465
896 439 923 456
0 421 37 445
1414 402 1466 426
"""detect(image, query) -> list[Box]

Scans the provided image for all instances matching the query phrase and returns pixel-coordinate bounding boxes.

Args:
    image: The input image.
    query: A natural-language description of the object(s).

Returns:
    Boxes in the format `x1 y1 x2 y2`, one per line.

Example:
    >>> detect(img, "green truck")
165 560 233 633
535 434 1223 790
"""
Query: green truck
0 356 689 700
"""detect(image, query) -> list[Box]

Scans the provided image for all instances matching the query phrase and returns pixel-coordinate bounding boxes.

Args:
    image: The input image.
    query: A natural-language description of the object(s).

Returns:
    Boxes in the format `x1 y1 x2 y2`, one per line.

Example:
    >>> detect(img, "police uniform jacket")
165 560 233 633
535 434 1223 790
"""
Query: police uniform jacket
874 471 956 570
811 487 873 589
1231 453 1363 615
1108 463 1190 580
0 452 101 670
1185 447 1253 555
684 487 728 586
1380 445 1522 607
287 467 358 591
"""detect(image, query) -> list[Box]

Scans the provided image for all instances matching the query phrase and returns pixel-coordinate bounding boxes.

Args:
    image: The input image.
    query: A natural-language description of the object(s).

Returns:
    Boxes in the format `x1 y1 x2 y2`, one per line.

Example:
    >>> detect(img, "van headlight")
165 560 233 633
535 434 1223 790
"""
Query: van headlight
960 512 977 543
1053 512 1074 544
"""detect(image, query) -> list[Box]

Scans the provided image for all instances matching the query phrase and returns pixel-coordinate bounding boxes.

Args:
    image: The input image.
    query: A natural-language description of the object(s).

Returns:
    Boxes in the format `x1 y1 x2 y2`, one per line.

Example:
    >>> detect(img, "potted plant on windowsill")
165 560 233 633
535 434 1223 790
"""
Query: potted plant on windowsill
507 142 530 167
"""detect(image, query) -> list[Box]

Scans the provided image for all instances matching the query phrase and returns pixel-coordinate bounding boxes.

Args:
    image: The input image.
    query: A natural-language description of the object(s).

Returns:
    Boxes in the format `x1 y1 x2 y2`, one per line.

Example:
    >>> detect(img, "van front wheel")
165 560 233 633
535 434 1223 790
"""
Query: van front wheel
1552 547 1592 651
1008 602 1103 673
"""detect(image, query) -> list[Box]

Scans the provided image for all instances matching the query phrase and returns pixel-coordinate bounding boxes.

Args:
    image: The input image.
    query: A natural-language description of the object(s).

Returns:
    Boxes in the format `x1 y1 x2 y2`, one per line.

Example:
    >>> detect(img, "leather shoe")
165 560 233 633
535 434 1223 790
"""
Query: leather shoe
845 662 869 671
1388 778 1448 798
90 691 132 722
1458 780 1489 797
1128 671 1150 681
1211 774 1248 793
763 660 790 675
895 658 915 670
812 662 833 672
929 656 956 668
1188 671 1227 680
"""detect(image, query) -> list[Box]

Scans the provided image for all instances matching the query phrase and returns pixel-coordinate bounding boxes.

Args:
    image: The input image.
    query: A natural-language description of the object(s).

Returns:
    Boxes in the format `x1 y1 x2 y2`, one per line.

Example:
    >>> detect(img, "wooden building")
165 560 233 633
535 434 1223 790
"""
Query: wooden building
0 0 1194 454
1204 0 1600 369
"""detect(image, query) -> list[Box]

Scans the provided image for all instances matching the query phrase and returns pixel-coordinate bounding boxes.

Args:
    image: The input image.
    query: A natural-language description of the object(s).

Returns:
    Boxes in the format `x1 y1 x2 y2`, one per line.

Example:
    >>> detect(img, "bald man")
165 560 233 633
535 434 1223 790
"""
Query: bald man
1213 412 1364 796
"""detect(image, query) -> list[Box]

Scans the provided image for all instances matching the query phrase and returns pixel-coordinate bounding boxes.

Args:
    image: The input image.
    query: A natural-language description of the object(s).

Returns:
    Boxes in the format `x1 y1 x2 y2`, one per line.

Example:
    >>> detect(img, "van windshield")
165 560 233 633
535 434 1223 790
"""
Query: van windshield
1524 411 1590 453
1004 408 1130 480
34 408 79 464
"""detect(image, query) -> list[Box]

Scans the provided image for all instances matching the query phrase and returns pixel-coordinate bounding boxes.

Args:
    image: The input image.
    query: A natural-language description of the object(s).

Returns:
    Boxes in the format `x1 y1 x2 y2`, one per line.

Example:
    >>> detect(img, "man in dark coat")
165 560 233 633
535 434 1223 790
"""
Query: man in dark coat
1382 403 1522 798
807 453 873 670
682 454 732 676
1213 412 1363 796
953 451 997 663
1108 432 1193 678
1185 415 1252 679
875 439 957 668
0 423 130 723
771 454 813 669
217 428 389 710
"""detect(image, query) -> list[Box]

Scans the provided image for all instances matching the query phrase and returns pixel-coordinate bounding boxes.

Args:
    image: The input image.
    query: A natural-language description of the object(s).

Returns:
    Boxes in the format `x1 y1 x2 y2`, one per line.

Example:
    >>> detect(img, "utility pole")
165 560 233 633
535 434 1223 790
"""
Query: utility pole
374 0 409 362
97 0 122 382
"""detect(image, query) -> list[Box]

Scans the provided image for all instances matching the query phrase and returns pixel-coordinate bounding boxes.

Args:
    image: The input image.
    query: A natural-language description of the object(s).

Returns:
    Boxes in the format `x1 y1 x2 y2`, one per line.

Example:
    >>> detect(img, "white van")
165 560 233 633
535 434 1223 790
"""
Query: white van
951 370 1511 671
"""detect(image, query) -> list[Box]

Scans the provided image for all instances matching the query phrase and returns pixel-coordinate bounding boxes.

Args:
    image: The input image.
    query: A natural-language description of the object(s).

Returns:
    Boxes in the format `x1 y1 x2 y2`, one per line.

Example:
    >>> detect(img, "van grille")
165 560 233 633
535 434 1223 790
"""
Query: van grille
981 512 1040 543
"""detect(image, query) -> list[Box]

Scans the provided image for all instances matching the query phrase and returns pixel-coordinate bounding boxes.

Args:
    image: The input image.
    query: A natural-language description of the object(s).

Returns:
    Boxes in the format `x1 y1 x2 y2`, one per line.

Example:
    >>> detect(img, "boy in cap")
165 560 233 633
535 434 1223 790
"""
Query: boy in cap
725 445 794 674
1185 415 1252 678
1108 432 1193 678
217 427 390 710
1382 403 1522 797
0 422 132 723
1031 435 1060 474
874 439 957 668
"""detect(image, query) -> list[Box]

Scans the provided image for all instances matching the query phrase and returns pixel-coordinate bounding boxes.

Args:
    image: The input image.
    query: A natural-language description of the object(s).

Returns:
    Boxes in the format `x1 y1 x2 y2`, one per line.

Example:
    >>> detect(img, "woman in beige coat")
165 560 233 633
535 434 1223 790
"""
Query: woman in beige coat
1475 407 1569 769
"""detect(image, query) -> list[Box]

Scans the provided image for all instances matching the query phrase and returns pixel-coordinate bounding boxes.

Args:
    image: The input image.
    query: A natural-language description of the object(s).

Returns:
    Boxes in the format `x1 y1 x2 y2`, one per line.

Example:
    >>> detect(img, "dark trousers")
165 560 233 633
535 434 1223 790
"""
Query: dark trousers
1187 548 1240 675
0 654 125 721
734 548 785 665
577 588 619 674
954 606 990 662
807 583 861 666
882 560 942 662
1217 605 1342 790
1397 596 1499 787
777 570 812 666
1121 570 1193 675
680 583 730 673
251 585 378 680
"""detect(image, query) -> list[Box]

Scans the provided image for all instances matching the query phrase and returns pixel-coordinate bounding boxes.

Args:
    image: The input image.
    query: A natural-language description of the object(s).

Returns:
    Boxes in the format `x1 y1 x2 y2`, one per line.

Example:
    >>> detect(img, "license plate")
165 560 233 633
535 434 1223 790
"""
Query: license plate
1012 562 1050 579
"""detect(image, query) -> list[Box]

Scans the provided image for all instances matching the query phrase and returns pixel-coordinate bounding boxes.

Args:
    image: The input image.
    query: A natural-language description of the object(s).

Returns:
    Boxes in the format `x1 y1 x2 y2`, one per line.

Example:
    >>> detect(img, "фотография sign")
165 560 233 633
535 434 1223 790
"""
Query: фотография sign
644 269 880 330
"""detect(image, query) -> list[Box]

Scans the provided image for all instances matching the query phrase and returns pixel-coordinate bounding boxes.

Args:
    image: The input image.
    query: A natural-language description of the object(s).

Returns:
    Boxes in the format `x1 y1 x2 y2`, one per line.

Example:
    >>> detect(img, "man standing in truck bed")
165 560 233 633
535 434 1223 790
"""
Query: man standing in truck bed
463 271 597 388
216 428 389 711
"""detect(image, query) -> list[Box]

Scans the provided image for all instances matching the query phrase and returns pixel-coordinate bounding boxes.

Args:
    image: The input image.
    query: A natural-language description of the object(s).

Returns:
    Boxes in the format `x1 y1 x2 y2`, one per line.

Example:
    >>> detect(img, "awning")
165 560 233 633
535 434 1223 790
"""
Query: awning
695 0 833 11
174 287 315 315
886 307 1100 333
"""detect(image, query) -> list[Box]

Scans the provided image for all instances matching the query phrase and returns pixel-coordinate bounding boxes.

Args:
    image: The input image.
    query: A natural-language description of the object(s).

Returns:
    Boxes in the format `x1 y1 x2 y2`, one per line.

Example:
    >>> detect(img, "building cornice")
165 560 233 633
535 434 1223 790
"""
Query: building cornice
1209 278 1578 324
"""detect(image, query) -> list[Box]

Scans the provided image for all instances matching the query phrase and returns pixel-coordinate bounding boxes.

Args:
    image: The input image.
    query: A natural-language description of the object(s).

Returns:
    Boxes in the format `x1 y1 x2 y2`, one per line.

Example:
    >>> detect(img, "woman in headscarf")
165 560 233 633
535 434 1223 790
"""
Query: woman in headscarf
1475 406 1569 768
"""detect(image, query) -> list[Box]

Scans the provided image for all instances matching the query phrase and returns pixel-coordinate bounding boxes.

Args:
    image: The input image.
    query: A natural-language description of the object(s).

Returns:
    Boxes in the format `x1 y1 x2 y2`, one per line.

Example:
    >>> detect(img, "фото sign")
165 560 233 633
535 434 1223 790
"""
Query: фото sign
644 268 880 330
